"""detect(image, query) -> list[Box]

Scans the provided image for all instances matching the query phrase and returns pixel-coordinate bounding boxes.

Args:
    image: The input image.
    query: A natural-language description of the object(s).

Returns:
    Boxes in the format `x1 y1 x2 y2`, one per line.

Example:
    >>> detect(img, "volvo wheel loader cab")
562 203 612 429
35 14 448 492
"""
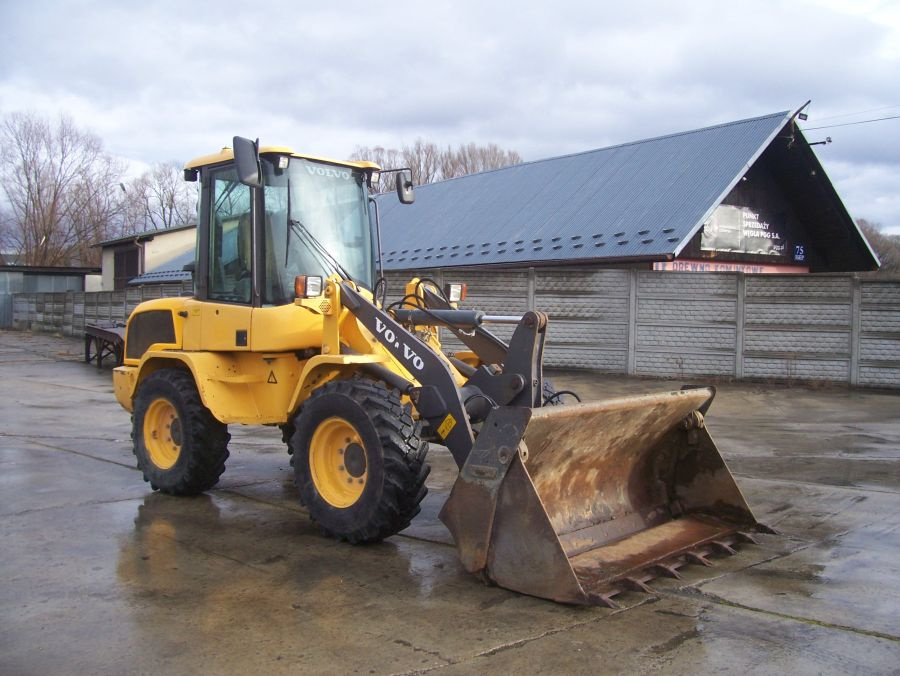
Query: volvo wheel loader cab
112 136 767 607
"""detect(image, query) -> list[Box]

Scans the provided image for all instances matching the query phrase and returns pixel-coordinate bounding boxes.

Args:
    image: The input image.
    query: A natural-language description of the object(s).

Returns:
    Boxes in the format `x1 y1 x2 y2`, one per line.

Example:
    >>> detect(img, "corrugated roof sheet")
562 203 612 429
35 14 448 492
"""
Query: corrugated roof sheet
128 269 192 285
97 223 196 248
128 249 194 285
378 111 792 269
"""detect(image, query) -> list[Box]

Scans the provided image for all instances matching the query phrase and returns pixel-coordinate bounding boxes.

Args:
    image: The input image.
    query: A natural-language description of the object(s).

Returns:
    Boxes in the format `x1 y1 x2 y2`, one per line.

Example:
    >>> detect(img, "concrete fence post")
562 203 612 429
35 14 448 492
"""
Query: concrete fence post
527 267 535 311
735 272 745 379
627 268 638 375
850 274 862 386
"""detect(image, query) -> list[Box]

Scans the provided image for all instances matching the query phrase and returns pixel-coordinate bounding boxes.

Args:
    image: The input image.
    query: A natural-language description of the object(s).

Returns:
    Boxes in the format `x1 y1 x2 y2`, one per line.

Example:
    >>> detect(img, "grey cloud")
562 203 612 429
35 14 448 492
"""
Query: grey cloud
0 0 897 230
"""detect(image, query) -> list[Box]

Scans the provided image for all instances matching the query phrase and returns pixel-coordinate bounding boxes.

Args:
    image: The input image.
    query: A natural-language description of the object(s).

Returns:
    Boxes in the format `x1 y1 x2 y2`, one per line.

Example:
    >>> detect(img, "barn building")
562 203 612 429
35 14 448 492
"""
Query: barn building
378 110 877 275
377 111 894 386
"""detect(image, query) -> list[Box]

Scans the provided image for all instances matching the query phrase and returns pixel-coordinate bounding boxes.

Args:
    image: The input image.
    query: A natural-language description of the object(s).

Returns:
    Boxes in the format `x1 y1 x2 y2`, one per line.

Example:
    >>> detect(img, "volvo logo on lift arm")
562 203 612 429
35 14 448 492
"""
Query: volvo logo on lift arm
375 317 425 371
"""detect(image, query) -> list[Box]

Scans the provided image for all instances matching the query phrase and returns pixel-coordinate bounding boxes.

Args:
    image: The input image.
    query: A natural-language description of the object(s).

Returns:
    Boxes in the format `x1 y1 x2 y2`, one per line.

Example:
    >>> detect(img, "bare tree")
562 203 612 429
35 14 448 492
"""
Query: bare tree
0 112 125 266
352 139 522 192
119 161 197 234
440 142 523 179
858 219 900 275
65 155 124 266
350 145 405 195
402 139 442 186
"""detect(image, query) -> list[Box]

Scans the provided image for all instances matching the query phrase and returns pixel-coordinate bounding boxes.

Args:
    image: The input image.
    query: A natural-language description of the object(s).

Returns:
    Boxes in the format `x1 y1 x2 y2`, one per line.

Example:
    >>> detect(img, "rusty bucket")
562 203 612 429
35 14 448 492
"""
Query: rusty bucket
439 387 761 606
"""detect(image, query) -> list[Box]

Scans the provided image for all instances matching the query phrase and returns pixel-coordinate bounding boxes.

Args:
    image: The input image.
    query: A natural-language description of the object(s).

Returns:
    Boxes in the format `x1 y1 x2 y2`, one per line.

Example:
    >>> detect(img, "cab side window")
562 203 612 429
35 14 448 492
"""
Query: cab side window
208 167 252 304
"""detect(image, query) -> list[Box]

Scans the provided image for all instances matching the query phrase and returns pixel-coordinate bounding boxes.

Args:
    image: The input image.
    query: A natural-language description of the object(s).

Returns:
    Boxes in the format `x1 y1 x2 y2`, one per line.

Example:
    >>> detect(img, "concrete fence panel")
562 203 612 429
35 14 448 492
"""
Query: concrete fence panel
388 268 900 389
12 272 900 389
12 282 193 336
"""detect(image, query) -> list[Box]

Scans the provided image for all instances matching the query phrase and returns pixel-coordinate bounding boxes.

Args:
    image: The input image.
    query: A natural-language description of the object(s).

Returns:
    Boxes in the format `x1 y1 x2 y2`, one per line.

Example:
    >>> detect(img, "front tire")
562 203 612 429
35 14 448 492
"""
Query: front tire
291 376 429 543
132 369 230 495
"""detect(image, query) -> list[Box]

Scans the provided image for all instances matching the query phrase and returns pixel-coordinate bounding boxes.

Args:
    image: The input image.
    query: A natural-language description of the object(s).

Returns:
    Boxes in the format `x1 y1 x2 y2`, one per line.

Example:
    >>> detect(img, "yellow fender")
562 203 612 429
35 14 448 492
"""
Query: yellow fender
114 351 391 426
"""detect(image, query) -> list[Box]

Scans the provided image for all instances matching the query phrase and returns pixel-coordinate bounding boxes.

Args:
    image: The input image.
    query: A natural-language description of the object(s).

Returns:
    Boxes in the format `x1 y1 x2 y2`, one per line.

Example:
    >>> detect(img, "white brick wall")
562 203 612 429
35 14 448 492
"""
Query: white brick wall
744 329 850 355
745 302 850 327
384 267 900 389
20 268 887 388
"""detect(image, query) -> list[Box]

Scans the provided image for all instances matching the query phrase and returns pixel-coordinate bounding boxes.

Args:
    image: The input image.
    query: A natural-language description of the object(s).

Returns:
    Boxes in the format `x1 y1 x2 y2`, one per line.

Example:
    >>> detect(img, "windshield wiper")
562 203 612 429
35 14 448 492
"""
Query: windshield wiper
287 218 354 283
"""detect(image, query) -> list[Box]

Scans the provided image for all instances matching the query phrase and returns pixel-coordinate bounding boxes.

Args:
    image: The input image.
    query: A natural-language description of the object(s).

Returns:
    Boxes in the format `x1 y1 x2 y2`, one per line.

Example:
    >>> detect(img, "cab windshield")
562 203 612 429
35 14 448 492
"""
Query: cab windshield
261 157 373 305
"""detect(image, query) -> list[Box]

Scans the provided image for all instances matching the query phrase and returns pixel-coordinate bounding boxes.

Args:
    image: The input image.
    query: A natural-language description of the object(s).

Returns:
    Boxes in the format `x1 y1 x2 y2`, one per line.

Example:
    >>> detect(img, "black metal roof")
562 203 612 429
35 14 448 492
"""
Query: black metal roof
0 265 100 275
377 111 875 271
96 223 196 248
120 111 879 283
128 248 194 285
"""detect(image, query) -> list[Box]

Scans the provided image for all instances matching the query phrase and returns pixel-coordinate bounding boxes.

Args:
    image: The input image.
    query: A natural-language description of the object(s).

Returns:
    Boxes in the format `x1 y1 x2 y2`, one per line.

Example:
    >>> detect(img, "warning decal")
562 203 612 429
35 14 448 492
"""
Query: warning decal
437 414 457 439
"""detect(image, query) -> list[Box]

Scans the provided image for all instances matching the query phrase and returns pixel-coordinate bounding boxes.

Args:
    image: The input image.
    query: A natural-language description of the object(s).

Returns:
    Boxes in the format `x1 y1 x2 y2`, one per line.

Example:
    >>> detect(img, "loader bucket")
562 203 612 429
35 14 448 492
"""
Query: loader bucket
439 388 761 606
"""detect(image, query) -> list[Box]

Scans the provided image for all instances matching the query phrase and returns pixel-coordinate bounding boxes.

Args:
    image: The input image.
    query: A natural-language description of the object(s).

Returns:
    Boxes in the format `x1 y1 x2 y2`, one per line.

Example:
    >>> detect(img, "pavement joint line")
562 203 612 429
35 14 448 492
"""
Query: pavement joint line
137 521 276 576
213 484 455 548
3 376 114 394
737 473 900 496
661 538 820 592
0 432 127 443
216 485 308 515
23 437 137 471
2 493 148 519
215 480 460 549
394 530 457 548
0 442 451 547
396 525 897 673
393 596 660 675
390 638 453 667
669 586 900 643
742 453 900 461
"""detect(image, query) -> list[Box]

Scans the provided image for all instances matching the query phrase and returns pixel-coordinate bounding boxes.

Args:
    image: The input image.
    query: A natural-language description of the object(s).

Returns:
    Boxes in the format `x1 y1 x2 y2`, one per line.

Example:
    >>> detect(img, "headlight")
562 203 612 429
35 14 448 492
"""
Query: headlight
444 283 467 303
294 275 323 298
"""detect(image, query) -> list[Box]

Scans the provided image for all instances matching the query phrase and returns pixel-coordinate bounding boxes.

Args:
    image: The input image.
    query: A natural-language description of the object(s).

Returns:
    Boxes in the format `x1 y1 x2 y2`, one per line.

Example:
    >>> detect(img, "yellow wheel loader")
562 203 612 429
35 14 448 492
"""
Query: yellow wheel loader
113 136 768 606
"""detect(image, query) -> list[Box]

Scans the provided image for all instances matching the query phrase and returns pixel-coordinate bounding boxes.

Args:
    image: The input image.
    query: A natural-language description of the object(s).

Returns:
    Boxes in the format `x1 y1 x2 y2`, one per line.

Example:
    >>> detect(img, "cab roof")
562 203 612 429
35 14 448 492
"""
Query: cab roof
184 145 380 171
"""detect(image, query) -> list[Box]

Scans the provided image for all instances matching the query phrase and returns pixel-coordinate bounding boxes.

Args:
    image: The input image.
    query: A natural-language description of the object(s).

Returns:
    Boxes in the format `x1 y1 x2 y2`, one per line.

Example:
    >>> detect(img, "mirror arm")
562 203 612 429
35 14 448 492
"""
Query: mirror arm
233 136 262 188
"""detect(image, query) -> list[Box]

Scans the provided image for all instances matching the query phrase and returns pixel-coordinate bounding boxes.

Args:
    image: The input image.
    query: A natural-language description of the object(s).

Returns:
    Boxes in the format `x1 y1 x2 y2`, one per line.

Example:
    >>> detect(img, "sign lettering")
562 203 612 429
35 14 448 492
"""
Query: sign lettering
304 165 351 180
374 318 425 371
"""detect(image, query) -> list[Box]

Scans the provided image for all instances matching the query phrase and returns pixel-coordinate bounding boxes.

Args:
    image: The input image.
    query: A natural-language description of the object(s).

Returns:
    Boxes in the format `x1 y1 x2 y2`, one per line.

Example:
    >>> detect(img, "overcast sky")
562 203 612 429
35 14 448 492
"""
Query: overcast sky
1 1 898 233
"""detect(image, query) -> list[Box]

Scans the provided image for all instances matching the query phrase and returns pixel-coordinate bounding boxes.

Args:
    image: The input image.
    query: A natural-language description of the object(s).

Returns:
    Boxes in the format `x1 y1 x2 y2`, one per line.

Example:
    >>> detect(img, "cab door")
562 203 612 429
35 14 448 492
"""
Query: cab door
199 165 254 351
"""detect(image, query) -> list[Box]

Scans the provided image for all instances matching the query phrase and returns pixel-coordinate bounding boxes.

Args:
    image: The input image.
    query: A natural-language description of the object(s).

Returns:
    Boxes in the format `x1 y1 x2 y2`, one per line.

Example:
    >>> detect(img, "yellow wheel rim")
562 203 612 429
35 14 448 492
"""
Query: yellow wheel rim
309 416 367 508
143 398 182 470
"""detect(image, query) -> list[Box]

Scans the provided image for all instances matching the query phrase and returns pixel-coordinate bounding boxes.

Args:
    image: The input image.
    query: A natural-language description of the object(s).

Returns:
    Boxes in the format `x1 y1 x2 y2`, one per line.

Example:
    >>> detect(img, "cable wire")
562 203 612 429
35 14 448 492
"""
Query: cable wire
804 114 900 130
809 103 900 124
543 389 582 405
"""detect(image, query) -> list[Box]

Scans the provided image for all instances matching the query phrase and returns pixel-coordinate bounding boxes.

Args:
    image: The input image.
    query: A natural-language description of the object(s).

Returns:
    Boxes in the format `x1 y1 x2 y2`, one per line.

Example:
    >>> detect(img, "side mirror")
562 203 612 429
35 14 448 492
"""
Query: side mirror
233 136 262 188
396 171 414 204
182 261 196 273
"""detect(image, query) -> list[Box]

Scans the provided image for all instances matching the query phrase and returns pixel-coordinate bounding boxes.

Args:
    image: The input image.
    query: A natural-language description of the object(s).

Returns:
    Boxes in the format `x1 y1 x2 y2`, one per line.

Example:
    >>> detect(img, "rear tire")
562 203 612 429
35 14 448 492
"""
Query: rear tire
132 369 230 495
291 376 429 543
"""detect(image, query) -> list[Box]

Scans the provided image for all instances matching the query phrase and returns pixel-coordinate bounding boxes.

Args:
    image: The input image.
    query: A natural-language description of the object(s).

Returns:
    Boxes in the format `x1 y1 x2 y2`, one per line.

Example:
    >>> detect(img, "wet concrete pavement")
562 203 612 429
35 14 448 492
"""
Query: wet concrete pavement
1 329 898 674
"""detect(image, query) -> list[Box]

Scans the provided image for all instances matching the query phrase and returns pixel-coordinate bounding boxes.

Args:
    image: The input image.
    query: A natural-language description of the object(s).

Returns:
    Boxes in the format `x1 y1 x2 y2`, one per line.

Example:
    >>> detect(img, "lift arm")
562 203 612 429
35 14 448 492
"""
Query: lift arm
339 282 476 467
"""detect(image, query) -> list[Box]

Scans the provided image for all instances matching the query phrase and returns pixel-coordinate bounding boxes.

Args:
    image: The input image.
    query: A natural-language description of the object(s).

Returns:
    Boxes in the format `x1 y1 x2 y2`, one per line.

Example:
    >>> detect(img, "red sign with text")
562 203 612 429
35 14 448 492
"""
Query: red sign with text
653 259 809 274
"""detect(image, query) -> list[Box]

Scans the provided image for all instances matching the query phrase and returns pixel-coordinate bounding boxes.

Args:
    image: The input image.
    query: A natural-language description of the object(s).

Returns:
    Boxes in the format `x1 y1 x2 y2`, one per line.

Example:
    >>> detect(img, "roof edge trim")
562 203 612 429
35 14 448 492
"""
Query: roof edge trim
673 110 794 258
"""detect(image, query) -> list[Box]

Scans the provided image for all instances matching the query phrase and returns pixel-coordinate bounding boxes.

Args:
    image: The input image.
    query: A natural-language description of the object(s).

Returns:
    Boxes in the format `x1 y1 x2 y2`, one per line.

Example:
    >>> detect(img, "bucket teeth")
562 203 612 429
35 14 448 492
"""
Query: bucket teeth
735 531 760 545
755 522 779 535
623 577 655 594
588 593 621 609
686 551 713 567
654 563 683 580
710 540 737 555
